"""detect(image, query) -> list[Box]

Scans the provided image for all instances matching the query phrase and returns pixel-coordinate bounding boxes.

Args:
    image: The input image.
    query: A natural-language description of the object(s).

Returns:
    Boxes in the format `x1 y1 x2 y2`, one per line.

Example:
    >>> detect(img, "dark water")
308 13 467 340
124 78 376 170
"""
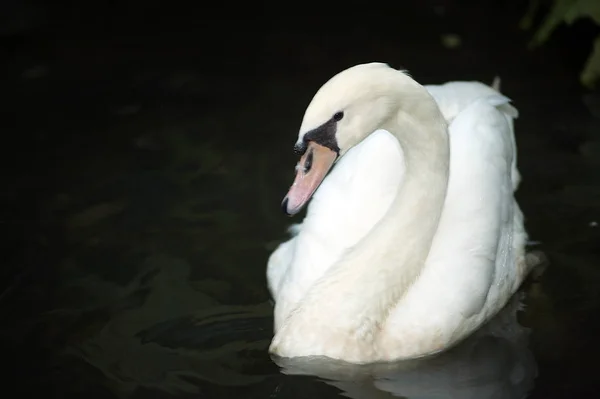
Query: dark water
1 1 600 398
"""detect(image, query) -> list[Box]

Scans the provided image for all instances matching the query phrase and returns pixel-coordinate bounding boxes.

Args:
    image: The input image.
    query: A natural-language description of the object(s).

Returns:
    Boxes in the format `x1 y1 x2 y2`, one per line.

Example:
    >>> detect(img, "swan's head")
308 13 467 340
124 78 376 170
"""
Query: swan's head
282 62 407 215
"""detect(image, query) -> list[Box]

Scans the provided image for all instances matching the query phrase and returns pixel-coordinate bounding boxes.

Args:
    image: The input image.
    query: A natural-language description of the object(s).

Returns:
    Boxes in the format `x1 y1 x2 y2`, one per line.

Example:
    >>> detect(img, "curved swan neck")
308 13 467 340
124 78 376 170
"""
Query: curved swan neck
351 86 450 302
290 80 450 334
376 101 450 286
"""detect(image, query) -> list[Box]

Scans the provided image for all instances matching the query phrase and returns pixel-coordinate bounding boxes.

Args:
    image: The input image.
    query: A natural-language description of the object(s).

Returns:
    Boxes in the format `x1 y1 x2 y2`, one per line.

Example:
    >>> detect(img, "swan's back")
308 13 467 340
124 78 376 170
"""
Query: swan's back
425 80 521 189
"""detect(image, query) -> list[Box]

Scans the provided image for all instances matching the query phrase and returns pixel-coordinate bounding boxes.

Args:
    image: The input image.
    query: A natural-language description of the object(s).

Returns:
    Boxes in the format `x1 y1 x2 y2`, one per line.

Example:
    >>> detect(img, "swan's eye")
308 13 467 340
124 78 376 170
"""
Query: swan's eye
304 149 313 173
333 111 344 122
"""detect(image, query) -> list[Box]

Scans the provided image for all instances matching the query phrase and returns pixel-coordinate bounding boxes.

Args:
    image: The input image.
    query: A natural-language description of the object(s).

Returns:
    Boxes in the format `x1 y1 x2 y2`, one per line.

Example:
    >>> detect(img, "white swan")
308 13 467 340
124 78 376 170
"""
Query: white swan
267 63 534 363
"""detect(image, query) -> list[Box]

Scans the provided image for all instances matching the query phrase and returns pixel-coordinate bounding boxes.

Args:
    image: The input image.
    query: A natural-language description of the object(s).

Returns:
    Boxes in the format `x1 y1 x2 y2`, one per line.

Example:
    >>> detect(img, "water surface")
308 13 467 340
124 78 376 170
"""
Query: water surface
1 2 599 398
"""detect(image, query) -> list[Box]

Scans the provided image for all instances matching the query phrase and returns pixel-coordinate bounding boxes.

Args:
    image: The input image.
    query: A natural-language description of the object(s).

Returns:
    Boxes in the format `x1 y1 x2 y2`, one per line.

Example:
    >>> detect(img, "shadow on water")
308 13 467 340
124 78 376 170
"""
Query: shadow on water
1 0 600 398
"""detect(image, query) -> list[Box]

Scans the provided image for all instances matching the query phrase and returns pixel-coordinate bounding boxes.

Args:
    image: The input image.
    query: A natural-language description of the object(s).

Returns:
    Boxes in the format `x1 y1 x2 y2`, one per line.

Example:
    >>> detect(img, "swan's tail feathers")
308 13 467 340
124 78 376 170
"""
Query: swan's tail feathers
484 93 511 107
484 94 519 119
491 76 501 92
487 78 519 119
481 94 521 190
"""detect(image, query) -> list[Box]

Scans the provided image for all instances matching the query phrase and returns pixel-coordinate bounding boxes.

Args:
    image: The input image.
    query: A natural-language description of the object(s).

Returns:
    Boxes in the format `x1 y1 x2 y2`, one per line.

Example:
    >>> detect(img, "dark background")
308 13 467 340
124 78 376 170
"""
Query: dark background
1 0 600 397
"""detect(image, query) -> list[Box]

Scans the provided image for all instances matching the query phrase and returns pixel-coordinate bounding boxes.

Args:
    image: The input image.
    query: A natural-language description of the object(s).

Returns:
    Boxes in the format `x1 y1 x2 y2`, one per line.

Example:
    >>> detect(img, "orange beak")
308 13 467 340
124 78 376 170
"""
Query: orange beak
282 142 338 216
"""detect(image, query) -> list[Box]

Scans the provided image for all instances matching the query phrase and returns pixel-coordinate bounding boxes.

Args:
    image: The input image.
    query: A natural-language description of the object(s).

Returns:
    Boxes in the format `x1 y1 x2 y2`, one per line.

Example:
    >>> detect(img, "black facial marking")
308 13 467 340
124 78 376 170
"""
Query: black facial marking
301 116 340 154
294 141 308 155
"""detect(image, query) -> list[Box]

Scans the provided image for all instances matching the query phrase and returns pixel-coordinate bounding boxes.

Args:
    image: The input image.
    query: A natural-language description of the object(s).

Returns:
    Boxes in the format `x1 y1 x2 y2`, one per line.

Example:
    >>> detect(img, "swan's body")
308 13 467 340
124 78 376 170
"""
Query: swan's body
267 63 532 363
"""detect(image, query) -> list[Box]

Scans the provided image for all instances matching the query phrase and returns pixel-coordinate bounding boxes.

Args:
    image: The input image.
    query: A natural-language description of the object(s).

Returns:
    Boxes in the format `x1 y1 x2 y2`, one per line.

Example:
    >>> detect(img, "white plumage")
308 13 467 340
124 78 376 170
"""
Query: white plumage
267 63 533 363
